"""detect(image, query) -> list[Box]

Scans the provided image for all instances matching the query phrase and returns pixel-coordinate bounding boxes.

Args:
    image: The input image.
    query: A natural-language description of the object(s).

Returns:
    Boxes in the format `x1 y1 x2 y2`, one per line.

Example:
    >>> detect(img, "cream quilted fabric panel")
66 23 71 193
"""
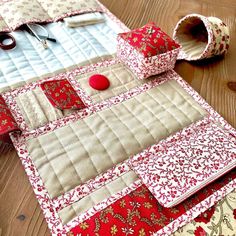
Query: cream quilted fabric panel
16 63 141 130
58 171 139 224
0 0 48 31
26 80 207 198
16 87 72 129
78 63 142 103
37 0 99 19
0 0 100 31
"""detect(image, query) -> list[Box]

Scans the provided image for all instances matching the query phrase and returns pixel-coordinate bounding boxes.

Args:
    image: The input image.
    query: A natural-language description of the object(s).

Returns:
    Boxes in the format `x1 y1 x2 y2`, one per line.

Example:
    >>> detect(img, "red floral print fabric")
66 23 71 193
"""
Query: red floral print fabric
40 79 86 110
233 209 236 220
194 226 207 236
194 206 215 224
68 169 236 236
119 22 180 58
0 95 20 144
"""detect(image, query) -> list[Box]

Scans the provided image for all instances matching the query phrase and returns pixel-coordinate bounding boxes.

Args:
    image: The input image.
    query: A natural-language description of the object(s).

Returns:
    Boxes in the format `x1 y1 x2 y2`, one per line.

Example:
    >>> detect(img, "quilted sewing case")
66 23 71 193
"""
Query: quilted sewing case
6 67 235 236
0 1 235 236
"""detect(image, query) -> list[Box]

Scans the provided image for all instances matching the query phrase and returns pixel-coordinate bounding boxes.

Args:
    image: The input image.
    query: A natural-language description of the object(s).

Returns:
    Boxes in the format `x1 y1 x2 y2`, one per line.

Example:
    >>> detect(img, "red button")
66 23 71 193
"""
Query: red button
89 74 110 91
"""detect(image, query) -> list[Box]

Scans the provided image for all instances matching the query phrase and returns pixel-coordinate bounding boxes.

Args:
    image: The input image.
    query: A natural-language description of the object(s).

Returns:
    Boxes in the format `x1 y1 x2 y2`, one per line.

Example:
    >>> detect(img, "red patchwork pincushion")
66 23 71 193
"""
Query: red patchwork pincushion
117 22 180 80
119 22 179 58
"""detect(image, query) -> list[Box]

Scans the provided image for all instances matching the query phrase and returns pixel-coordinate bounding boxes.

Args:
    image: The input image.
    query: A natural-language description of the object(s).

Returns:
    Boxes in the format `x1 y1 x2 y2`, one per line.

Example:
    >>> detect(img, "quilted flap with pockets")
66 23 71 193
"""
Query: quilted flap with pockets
0 0 101 32
25 80 206 199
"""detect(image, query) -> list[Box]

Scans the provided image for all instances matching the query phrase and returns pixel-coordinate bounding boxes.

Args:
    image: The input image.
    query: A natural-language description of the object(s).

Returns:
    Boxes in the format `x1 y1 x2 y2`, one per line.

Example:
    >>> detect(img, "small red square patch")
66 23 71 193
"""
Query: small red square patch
40 79 86 110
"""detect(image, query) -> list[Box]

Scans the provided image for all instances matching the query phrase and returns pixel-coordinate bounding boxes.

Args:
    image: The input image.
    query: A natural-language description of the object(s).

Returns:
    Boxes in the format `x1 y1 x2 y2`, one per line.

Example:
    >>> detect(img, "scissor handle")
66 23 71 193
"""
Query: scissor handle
0 33 16 50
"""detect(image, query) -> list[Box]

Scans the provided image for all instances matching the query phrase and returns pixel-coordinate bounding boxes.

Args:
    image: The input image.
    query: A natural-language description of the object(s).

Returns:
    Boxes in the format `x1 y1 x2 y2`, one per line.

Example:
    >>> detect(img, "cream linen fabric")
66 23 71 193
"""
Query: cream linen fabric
58 171 139 224
77 63 142 103
16 87 65 129
16 63 140 129
26 80 207 199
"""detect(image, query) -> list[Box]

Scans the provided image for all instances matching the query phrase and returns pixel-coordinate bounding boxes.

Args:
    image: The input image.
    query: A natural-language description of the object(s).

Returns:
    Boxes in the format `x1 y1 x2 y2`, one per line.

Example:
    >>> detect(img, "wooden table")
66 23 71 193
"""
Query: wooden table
0 0 235 235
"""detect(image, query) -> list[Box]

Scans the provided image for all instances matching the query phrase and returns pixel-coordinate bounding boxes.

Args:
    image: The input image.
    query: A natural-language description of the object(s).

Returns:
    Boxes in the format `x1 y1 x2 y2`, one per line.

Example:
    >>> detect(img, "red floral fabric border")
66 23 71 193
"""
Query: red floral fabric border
0 95 20 145
68 169 236 236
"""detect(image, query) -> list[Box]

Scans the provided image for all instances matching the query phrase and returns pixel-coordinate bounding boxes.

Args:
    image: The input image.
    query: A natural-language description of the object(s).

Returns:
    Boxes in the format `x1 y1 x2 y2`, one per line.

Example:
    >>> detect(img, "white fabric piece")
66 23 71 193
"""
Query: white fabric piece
0 14 122 92
64 12 105 28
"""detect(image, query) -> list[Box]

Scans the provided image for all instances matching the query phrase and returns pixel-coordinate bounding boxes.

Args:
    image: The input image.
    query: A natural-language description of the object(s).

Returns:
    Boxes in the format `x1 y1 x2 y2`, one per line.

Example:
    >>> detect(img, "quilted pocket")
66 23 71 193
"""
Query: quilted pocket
129 119 236 208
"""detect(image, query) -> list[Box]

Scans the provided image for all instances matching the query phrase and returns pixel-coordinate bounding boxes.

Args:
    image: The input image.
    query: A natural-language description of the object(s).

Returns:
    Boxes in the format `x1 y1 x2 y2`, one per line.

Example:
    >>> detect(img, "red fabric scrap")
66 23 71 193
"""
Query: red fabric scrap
69 169 236 236
40 79 86 110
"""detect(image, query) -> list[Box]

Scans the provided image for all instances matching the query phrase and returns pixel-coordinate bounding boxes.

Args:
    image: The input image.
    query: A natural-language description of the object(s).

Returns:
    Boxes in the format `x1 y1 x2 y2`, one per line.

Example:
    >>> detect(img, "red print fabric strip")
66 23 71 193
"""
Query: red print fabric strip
119 22 180 58
40 79 86 110
0 95 20 144
68 169 236 236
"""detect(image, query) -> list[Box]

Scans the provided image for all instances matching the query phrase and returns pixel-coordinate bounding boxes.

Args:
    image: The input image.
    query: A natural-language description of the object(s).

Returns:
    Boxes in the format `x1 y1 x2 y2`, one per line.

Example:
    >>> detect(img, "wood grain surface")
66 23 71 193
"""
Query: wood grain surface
0 1 235 235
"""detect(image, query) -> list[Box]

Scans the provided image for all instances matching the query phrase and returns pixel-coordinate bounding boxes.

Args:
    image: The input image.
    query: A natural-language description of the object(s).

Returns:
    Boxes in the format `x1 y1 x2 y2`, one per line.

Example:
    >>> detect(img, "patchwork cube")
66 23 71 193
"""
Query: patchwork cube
117 22 180 79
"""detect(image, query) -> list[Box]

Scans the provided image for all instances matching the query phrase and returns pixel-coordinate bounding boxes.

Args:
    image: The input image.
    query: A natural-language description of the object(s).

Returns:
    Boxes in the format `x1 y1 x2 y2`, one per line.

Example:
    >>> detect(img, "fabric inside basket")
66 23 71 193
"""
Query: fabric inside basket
174 17 208 60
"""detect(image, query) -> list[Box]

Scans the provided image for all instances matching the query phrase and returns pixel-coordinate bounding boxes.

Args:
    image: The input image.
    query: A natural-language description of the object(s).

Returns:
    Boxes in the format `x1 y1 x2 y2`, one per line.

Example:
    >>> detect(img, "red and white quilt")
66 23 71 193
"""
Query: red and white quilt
0 1 235 236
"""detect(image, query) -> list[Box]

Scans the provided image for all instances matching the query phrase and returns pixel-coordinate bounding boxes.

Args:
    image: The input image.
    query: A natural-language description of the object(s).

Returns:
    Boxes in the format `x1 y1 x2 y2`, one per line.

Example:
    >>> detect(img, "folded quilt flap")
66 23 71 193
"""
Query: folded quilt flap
0 15 119 93
0 0 102 32
129 119 236 208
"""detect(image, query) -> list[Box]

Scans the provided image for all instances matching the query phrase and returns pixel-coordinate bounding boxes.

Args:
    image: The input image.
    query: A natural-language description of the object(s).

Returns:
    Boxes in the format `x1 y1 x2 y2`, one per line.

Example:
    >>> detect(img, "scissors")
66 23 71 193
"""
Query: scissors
0 23 57 50
0 33 16 50
24 23 57 49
